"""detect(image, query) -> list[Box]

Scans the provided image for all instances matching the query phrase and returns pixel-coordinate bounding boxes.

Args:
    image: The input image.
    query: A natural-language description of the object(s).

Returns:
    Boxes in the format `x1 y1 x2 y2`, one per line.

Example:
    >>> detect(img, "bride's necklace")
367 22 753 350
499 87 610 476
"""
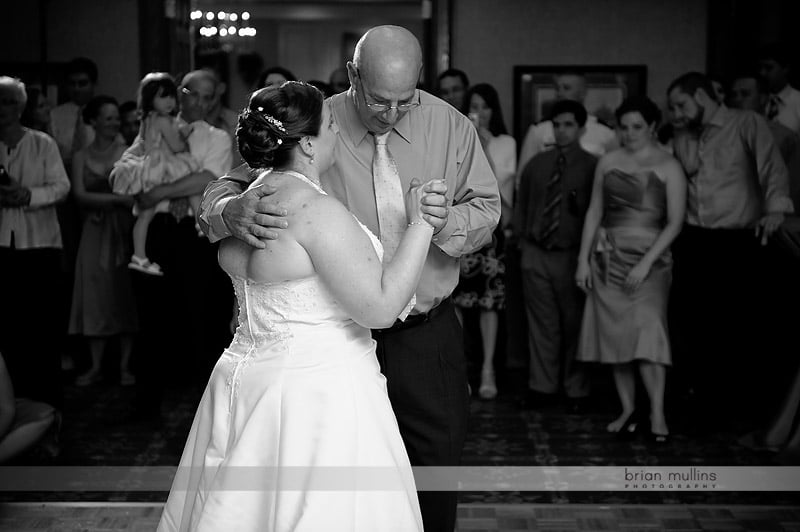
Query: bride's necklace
276 169 323 190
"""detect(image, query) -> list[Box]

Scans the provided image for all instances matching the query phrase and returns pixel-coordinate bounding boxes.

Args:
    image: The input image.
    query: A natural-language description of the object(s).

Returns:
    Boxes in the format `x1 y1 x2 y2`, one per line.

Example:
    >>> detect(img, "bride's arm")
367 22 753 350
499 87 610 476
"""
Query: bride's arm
294 186 434 329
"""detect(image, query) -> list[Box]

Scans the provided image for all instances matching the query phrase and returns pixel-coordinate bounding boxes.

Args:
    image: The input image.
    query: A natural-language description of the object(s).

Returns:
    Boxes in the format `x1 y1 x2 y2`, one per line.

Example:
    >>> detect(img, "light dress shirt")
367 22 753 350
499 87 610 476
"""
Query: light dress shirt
516 115 617 184
0 128 71 249
671 106 793 228
50 101 95 162
769 85 800 134
485 134 516 228
199 89 501 313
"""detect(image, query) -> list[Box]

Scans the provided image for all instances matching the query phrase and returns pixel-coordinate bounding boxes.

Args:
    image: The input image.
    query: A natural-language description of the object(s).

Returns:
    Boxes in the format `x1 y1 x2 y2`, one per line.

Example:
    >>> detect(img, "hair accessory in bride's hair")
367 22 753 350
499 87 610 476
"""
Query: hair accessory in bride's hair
255 106 287 134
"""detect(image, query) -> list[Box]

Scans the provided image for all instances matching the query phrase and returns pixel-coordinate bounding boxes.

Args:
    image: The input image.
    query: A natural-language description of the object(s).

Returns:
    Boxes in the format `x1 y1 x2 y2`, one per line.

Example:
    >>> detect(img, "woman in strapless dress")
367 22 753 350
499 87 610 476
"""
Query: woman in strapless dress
575 96 686 443
157 82 437 531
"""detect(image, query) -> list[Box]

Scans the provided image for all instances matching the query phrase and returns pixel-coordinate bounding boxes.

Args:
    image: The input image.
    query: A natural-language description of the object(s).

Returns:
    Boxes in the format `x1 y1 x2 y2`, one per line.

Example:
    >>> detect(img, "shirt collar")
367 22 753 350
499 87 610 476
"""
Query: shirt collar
777 85 793 102
340 89 414 146
705 104 731 129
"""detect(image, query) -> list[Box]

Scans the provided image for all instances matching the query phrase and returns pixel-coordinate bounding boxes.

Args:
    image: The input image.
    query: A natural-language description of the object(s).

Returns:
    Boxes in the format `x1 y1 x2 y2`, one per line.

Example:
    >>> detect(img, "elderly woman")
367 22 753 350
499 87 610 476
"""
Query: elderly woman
0 76 70 407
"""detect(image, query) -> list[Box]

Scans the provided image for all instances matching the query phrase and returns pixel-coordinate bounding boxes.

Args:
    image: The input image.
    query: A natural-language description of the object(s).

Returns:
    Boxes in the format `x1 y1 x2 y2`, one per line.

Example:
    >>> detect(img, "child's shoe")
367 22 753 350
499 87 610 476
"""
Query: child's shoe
128 255 164 276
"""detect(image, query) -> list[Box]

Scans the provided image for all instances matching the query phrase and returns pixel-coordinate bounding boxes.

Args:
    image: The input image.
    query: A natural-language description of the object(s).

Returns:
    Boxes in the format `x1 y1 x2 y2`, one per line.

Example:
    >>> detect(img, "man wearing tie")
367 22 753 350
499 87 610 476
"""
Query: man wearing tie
198 25 500 532
759 44 800 134
513 100 596 412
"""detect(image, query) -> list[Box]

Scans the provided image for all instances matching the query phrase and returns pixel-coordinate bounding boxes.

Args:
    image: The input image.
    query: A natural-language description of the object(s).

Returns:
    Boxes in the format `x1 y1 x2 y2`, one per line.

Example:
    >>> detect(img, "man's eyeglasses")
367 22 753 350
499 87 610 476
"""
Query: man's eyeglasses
364 101 420 113
356 68 420 113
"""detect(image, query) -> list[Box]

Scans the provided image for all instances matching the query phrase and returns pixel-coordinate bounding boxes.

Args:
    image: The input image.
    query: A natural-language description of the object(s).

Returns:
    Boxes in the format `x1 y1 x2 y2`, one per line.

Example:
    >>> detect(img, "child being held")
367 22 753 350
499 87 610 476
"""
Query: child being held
110 72 201 276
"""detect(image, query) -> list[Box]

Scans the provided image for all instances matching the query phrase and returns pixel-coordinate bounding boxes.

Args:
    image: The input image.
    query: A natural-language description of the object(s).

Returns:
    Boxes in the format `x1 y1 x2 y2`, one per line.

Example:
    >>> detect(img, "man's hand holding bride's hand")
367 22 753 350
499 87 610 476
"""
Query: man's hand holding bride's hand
415 179 448 234
222 183 289 249
406 179 442 230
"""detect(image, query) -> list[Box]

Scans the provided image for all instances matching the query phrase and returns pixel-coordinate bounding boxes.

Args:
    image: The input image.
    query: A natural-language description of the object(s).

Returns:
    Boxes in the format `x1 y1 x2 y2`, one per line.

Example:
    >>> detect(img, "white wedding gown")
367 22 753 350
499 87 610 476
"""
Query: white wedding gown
157 173 423 532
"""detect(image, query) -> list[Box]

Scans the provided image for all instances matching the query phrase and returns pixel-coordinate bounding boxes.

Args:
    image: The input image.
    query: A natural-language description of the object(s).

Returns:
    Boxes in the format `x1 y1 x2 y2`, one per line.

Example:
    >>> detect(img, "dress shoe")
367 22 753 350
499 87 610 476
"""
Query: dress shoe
519 390 557 410
607 410 640 440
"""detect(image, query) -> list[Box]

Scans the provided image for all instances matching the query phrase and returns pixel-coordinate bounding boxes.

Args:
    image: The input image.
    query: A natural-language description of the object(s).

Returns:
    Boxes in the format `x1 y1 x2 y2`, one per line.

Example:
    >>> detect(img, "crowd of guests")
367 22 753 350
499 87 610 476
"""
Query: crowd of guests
1 40 800 466
437 43 800 453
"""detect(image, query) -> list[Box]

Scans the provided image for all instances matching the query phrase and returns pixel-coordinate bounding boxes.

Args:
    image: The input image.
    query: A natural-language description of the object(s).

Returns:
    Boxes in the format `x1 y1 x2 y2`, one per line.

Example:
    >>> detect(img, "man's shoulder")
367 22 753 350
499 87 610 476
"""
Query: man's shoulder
575 146 599 164
23 127 58 150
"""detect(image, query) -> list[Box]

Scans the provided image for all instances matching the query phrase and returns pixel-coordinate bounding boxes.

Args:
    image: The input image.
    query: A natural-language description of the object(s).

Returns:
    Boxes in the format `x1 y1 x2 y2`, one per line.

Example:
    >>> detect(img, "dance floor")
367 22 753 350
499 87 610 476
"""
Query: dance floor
2 502 800 531
1 360 798 529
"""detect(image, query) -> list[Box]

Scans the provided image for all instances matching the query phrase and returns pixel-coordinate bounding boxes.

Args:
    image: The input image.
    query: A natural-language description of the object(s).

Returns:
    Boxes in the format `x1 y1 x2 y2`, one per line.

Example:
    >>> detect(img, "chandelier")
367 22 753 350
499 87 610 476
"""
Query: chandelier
190 10 257 39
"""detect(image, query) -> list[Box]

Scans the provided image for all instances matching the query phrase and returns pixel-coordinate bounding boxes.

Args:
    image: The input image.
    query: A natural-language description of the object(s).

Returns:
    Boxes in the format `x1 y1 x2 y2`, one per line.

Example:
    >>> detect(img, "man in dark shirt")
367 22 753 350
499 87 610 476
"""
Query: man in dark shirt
513 100 598 412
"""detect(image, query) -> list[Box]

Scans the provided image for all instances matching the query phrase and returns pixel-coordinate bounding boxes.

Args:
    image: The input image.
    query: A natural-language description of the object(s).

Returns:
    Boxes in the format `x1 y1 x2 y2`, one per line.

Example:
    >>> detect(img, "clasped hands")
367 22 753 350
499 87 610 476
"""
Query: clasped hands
0 176 31 207
224 178 449 249
575 257 653 295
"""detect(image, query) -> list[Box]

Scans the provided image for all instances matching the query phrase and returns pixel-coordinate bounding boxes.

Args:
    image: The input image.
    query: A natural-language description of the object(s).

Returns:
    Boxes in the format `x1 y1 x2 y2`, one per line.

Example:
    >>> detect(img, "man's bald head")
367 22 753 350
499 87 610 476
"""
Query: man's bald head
352 25 422 92
179 69 218 122
180 69 218 92
346 25 423 134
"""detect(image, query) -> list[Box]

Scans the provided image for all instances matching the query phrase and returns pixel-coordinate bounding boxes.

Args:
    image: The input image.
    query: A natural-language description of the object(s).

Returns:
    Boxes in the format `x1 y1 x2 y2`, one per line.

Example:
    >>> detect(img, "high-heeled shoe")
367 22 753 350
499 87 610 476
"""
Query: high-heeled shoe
647 418 670 444
478 369 497 400
607 411 640 440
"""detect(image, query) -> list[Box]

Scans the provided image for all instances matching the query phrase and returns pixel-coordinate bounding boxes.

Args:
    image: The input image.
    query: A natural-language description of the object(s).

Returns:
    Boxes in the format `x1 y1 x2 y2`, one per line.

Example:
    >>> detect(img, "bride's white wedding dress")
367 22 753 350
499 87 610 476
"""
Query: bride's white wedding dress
157 172 423 532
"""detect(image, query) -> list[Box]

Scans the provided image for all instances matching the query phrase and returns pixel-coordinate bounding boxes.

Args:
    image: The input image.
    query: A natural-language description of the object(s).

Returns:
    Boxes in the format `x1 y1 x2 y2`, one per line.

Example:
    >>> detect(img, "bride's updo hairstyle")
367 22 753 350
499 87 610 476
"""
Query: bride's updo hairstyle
236 81 324 169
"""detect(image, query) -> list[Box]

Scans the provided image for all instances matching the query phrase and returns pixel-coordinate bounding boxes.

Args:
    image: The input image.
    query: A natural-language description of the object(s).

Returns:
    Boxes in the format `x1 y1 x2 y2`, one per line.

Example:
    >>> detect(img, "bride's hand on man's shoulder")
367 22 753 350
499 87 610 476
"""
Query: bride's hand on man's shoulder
223 182 288 249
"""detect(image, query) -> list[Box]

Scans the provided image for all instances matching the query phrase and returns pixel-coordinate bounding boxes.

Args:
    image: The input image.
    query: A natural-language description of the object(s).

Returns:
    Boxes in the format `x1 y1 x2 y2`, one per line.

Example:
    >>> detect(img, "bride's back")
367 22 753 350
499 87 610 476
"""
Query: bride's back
218 173 318 284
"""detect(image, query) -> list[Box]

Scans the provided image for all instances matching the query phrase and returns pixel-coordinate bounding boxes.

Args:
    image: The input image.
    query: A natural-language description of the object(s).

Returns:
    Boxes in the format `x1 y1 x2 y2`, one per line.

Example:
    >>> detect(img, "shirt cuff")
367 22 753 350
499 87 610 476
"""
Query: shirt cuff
205 196 234 242
767 197 795 215
28 188 46 208
431 214 456 247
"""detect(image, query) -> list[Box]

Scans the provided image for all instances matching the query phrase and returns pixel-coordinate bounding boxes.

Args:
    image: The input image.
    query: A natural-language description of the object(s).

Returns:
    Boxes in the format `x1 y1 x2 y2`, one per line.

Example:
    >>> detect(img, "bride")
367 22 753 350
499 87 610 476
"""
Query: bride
157 82 434 531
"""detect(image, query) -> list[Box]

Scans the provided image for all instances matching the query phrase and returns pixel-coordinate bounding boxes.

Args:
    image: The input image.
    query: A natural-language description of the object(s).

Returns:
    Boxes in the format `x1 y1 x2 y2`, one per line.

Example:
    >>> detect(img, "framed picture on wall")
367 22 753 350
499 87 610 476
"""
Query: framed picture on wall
513 65 647 142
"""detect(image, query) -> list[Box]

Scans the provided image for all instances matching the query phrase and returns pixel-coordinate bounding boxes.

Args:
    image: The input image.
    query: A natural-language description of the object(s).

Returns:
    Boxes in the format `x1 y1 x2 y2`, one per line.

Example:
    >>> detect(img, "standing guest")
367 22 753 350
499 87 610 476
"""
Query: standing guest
436 68 469 112
21 86 52 135
118 100 140 146
198 26 500 532
454 83 515 399
0 76 70 408
759 44 800 133
575 97 686 441
110 72 202 276
68 96 138 386
257 66 297 89
514 100 596 412
517 72 618 178
128 70 233 421
729 73 800 208
50 57 98 164
667 72 792 426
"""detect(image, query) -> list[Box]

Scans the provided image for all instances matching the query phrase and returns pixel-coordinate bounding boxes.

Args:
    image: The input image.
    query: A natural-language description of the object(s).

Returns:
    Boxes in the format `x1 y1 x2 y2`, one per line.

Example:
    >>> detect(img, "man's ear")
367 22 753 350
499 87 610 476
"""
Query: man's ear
694 88 711 106
216 81 227 98
346 62 358 87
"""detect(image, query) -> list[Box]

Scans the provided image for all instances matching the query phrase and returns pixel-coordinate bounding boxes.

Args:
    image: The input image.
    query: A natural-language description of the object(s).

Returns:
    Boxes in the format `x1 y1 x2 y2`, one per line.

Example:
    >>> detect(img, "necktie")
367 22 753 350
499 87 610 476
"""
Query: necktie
766 94 781 120
541 151 566 249
372 131 407 262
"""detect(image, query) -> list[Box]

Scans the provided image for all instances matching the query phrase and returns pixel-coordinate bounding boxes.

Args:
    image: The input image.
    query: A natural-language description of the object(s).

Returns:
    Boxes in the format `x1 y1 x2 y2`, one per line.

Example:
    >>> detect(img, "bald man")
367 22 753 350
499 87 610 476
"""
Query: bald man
199 26 500 531
127 70 233 420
